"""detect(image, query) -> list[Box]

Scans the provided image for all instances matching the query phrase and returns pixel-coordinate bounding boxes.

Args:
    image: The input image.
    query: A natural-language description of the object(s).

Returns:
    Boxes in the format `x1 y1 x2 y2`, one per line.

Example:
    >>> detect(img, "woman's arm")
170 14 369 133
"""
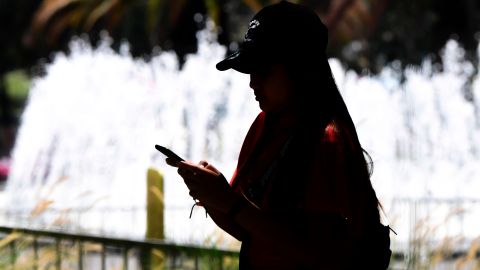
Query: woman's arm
205 206 247 241
177 161 308 248
177 158 350 265
166 158 247 240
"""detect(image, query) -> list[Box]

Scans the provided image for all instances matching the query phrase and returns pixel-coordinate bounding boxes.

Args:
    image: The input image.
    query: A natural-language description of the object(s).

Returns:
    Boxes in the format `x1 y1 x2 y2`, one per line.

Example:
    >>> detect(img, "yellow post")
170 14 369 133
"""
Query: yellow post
146 167 165 270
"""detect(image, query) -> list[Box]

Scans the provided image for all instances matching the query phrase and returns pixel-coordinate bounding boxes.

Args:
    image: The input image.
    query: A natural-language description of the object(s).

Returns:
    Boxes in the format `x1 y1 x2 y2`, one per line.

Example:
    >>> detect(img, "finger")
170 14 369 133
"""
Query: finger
178 167 202 182
205 164 220 174
178 166 193 177
166 157 180 167
178 161 196 170
179 161 209 176
199 160 209 167
182 174 200 193
177 162 193 174
178 167 191 177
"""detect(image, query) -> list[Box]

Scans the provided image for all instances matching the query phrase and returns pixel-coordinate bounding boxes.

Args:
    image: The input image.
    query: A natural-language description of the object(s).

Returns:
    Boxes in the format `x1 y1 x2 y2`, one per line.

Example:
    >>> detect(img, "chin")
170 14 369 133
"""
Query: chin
258 103 269 112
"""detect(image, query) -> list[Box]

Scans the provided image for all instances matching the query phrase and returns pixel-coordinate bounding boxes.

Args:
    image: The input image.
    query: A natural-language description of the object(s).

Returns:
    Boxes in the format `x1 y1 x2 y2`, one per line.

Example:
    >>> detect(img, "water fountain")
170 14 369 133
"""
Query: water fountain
1 28 480 249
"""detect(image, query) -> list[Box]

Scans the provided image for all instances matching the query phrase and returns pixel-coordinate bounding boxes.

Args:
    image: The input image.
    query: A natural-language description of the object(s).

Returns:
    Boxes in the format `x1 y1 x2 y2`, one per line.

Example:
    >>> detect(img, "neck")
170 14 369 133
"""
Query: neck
265 111 299 132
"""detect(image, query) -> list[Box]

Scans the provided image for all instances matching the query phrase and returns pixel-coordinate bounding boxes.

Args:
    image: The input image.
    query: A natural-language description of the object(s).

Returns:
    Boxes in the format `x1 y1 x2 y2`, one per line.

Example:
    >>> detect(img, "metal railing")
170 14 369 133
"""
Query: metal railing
1 197 480 269
386 197 480 269
0 225 239 270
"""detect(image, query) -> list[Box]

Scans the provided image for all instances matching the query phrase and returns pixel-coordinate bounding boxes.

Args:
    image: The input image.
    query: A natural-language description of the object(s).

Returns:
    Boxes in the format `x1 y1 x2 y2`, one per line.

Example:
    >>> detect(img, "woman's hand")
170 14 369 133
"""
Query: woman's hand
175 160 237 213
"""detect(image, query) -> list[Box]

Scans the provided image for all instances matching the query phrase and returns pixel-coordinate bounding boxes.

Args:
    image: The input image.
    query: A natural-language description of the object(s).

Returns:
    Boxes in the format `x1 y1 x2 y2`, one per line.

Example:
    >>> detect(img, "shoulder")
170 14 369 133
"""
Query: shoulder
237 112 266 165
244 112 266 144
251 111 266 130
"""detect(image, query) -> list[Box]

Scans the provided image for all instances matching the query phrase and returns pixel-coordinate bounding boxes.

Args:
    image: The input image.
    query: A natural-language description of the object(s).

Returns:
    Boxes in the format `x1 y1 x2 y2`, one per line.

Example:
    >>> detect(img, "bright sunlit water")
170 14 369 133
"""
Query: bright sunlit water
2 28 480 249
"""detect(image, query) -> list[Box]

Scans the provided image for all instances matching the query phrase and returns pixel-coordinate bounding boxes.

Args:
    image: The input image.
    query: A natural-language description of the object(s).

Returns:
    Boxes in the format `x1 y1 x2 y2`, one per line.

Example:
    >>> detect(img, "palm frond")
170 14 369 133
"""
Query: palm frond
84 0 120 31
242 0 263 12
204 0 220 25
146 0 164 35
30 0 80 33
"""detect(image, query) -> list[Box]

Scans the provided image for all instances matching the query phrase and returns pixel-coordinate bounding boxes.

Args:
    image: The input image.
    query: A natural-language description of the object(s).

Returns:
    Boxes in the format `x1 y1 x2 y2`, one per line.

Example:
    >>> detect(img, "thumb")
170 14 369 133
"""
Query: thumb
199 160 209 167
206 164 221 174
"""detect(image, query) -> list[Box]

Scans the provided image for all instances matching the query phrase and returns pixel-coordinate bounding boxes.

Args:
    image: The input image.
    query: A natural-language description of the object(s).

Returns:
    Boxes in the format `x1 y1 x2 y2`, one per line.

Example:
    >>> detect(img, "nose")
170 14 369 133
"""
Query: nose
249 74 260 90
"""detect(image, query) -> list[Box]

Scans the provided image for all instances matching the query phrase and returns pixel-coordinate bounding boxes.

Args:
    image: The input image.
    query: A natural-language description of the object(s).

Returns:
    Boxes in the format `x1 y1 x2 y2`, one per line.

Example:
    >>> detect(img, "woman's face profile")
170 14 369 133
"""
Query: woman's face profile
249 64 295 114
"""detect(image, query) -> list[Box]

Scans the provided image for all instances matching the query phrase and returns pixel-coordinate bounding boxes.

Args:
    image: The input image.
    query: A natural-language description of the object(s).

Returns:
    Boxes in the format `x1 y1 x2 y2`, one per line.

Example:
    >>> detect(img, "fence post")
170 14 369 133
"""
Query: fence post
55 238 61 270
9 240 15 267
122 246 129 270
78 242 83 270
33 236 39 270
101 244 106 270
144 167 165 269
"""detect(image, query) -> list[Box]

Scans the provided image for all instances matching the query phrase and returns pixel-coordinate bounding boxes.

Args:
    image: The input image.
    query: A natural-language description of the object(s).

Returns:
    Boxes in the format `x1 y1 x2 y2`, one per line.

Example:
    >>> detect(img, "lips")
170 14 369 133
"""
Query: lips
254 92 263 101
255 95 264 101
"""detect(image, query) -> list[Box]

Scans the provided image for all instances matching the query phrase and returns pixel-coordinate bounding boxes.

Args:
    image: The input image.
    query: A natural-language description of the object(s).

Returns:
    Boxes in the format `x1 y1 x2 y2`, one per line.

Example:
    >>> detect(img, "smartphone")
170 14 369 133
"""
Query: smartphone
155 144 185 163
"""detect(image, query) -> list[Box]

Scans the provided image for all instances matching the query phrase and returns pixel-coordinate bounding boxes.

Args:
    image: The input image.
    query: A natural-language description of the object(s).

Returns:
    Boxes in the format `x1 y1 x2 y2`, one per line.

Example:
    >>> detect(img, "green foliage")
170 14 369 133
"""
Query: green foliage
2 0 478 74
4 70 30 102
348 0 480 73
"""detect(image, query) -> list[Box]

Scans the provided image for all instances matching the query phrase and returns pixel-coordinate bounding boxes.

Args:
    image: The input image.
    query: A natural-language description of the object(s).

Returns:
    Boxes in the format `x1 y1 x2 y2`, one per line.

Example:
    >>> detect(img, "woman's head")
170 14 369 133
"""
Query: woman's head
216 1 339 118
216 1 328 74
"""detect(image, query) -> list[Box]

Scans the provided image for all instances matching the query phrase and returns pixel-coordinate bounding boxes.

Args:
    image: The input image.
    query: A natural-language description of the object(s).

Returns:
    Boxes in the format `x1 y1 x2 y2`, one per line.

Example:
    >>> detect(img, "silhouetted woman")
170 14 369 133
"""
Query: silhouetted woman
168 1 391 269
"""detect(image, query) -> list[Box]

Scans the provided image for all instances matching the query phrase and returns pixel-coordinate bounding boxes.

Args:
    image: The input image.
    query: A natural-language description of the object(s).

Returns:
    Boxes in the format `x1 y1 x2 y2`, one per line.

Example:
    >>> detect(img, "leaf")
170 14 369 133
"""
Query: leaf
147 0 164 34
31 0 80 32
0 232 21 249
152 248 165 259
46 9 78 45
466 238 480 262
30 199 54 217
242 0 263 12
204 0 220 25
84 0 119 31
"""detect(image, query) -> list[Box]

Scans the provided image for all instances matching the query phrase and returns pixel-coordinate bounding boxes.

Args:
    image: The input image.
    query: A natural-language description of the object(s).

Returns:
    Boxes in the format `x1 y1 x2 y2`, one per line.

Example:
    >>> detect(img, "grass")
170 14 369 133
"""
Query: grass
0 171 240 269
388 201 480 269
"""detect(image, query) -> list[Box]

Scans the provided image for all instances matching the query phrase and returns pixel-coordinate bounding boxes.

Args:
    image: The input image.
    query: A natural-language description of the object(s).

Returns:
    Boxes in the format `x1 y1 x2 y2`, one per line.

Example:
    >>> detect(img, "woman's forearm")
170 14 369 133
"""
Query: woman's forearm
206 206 247 241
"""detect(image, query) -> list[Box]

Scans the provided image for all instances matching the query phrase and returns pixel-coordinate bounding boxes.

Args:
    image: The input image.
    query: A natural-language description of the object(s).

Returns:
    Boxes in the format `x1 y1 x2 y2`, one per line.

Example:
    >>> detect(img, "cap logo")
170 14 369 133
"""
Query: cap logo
245 19 260 42
249 20 260 29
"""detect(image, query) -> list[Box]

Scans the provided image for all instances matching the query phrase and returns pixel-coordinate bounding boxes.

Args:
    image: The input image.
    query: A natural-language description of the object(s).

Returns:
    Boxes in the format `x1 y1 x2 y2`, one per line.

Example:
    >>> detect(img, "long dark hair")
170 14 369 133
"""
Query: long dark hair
286 55 382 230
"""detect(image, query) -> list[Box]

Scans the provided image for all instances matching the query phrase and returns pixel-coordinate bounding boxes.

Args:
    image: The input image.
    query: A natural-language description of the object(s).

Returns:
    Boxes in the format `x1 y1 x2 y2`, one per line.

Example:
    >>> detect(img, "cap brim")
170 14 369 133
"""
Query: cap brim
216 50 256 74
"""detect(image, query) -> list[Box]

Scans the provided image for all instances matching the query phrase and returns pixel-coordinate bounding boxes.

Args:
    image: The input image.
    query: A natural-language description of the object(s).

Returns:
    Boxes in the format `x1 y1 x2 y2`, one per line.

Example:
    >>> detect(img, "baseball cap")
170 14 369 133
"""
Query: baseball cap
216 1 328 74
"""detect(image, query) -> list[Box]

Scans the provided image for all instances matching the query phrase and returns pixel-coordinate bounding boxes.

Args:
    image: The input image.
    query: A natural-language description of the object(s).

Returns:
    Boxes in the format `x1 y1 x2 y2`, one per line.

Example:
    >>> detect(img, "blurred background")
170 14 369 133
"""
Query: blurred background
0 0 480 269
